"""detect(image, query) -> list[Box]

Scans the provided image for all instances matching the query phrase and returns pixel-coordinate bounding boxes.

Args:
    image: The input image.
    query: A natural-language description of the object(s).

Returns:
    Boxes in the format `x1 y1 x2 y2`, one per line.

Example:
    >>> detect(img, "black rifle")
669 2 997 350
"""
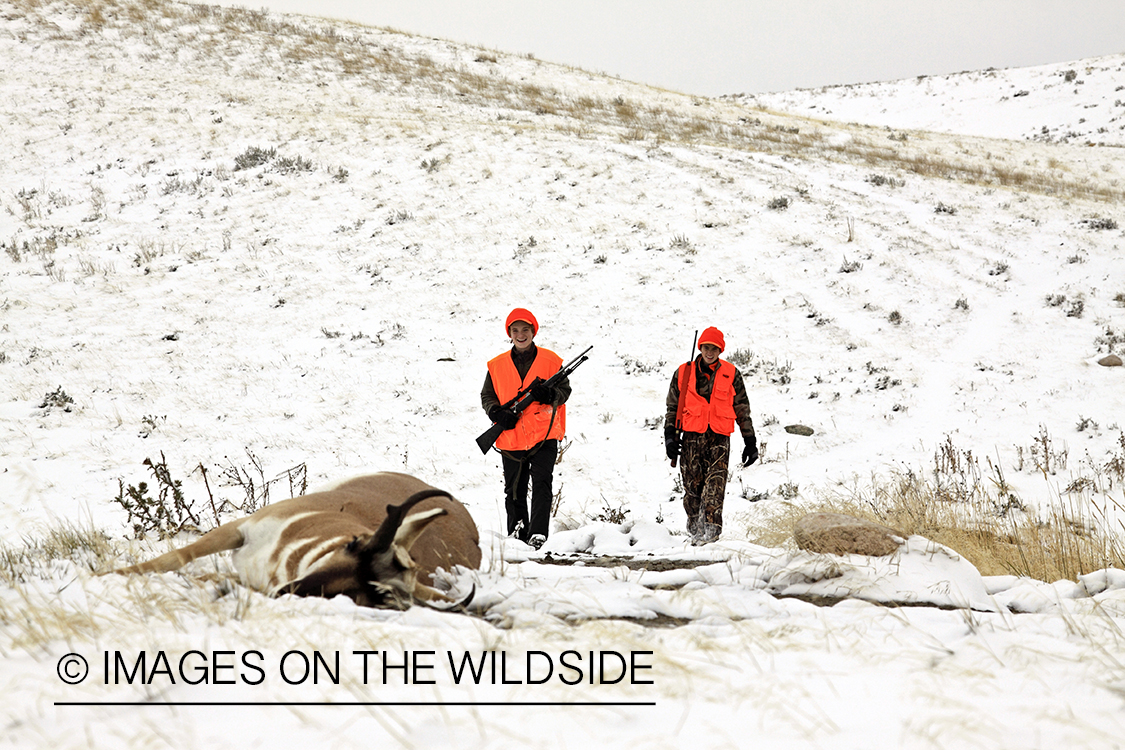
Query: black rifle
476 345 592 454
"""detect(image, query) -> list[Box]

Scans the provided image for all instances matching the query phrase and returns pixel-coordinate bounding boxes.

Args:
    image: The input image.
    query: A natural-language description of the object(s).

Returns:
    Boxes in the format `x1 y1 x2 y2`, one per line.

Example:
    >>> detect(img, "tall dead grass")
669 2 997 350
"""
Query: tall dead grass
745 466 1125 582
0 521 115 586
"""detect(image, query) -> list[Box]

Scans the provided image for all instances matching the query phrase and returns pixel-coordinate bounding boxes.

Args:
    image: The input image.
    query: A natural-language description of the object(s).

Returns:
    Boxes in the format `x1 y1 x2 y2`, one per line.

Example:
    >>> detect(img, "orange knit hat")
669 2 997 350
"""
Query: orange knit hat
698 326 725 353
505 308 539 336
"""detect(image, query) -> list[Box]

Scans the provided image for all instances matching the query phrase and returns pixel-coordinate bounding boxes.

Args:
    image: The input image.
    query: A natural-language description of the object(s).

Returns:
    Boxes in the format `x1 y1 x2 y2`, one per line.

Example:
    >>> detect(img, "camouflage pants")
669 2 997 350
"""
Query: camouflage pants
679 431 730 542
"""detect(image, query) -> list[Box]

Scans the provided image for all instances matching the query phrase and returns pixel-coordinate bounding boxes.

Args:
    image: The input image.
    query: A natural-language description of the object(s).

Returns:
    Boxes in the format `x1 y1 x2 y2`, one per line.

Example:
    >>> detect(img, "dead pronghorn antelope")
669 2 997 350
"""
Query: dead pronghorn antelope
112 472 481 609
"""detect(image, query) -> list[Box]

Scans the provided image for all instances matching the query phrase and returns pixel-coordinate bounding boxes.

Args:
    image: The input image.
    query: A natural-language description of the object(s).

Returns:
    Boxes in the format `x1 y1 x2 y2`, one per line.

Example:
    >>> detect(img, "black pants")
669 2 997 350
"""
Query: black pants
501 439 558 542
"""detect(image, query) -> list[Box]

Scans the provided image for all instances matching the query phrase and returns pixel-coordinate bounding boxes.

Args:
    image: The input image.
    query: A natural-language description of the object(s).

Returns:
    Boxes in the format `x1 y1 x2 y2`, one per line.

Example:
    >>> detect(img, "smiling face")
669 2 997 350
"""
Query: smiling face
700 343 722 365
508 321 536 352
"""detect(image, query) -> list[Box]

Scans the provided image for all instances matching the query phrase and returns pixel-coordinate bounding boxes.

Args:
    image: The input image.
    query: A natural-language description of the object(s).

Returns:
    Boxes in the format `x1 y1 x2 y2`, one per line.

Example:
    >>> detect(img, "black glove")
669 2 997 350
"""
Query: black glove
664 427 681 462
530 379 556 404
488 406 519 430
741 436 759 467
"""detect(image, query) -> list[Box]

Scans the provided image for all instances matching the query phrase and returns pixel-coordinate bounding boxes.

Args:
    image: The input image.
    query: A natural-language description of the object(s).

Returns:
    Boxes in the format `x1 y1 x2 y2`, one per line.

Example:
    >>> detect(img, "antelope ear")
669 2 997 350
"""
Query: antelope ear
390 507 448 568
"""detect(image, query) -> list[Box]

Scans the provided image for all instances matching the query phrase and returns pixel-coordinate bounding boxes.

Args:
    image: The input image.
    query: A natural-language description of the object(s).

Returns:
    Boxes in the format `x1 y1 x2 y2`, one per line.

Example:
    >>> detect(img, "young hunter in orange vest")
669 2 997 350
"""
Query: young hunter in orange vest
664 326 758 545
481 308 571 550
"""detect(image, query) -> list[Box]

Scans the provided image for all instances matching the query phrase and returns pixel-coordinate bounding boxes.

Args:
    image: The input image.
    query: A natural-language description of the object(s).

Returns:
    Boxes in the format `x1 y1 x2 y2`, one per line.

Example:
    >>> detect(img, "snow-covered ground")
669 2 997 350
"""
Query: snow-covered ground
2 1 1124 748
741 53 1125 146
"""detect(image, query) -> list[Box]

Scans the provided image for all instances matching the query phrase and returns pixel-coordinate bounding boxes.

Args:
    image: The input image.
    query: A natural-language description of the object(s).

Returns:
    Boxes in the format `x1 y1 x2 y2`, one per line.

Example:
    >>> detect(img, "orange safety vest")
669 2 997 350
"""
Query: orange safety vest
487 348 566 451
678 359 737 436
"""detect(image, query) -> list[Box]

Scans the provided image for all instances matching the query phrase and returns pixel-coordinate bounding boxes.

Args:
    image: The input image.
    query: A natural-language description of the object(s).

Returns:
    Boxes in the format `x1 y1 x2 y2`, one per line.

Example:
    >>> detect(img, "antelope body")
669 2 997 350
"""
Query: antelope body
114 472 481 608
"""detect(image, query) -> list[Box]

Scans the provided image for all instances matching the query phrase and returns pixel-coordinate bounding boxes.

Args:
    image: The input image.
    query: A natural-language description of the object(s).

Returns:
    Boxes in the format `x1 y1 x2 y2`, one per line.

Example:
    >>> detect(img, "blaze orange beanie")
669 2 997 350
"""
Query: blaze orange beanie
505 308 539 336
698 326 725 353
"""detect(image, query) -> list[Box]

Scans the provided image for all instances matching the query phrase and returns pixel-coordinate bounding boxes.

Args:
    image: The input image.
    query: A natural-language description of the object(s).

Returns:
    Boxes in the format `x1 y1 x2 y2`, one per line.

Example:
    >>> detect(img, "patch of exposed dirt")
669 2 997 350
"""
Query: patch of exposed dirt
538 553 715 572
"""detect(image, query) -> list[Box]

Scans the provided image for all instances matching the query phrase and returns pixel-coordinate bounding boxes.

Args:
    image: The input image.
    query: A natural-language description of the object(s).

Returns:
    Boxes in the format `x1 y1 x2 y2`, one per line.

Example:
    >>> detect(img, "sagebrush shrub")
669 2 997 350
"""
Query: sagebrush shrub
1081 217 1117 230
273 155 314 174
234 145 276 171
39 386 74 412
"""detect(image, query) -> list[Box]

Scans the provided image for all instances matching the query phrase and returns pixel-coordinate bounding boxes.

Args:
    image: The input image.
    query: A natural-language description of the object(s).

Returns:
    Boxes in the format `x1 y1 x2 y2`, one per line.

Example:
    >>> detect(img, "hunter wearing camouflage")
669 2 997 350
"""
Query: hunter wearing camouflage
664 326 758 545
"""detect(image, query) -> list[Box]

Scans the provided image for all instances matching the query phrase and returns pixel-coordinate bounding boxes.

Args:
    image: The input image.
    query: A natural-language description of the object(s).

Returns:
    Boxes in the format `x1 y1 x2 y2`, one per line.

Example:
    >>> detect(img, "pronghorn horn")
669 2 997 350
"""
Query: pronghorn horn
417 582 476 611
365 489 452 556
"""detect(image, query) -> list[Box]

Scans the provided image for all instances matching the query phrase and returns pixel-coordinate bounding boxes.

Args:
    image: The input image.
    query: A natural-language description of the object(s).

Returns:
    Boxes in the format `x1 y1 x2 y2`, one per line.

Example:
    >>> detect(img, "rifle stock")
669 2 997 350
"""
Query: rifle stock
476 422 506 454
476 345 592 454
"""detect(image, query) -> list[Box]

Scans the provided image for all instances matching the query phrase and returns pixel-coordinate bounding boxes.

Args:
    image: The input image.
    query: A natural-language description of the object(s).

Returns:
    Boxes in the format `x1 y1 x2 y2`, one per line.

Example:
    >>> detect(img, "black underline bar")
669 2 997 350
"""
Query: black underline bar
56 701 656 707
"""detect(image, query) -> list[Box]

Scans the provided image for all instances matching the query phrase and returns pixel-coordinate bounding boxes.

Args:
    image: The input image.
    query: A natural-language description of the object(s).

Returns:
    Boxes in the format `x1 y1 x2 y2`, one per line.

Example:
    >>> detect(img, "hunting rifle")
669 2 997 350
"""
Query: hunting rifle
476 345 592 454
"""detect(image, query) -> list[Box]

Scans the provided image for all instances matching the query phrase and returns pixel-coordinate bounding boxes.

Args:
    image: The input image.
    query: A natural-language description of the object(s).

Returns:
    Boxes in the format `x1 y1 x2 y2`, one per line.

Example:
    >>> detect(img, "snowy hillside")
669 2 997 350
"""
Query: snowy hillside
741 53 1125 146
2 1 1124 748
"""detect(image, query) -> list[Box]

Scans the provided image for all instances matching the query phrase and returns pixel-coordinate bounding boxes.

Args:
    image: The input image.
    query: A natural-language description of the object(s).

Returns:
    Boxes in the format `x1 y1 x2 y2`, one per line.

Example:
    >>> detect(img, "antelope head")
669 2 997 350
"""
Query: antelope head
282 490 469 608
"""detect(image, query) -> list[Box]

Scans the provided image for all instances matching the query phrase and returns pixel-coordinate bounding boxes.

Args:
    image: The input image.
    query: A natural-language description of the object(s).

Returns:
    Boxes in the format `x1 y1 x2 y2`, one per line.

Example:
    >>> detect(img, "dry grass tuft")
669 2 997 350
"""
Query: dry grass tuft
0 521 116 585
745 467 1124 582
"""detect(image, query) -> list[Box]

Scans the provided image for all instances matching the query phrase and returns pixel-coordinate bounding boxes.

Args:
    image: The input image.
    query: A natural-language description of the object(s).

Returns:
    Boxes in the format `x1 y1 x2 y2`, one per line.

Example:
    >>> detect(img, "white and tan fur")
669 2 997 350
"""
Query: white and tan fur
113 472 481 608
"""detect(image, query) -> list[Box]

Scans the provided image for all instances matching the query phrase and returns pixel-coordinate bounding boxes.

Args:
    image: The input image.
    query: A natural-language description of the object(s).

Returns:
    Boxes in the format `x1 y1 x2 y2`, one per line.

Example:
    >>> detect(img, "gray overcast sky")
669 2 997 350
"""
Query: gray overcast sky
236 1 1125 96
